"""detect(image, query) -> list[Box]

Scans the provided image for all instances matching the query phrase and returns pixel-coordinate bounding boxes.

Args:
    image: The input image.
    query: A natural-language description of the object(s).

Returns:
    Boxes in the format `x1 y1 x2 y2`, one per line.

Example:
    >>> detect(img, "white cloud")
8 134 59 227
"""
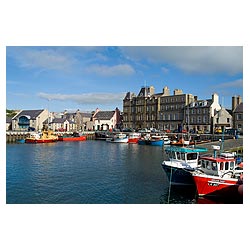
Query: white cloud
216 79 243 88
161 67 169 74
38 92 125 105
84 64 135 76
7 47 76 71
121 46 243 75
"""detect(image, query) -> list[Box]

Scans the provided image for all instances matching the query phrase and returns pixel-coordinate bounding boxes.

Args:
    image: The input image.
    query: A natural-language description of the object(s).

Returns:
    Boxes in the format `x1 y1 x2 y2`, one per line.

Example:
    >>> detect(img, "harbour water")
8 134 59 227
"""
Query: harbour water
7 140 201 204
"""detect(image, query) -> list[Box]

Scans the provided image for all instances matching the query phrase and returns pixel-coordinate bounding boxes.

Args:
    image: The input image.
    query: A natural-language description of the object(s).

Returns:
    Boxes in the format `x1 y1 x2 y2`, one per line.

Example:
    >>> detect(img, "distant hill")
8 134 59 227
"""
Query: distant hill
6 109 19 118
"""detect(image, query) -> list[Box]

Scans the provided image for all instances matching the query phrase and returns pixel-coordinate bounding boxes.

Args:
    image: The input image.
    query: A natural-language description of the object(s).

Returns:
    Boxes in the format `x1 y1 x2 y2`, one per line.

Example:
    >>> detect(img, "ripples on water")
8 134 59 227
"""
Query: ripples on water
6 141 198 204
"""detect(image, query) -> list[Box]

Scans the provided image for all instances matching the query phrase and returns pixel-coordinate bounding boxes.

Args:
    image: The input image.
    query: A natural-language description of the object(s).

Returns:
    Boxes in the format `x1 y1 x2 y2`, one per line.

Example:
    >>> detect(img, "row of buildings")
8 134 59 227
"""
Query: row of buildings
6 85 243 134
123 86 243 134
6 108 122 132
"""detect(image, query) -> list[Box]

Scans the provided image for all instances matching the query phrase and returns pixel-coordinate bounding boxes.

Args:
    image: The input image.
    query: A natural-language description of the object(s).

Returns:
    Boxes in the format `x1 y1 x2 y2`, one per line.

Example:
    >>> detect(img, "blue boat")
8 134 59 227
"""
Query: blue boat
161 146 207 186
138 134 164 146
16 139 25 143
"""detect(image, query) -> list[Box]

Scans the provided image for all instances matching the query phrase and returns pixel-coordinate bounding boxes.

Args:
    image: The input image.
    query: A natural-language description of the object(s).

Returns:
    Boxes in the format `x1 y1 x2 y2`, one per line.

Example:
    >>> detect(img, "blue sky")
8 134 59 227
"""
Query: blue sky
6 46 243 112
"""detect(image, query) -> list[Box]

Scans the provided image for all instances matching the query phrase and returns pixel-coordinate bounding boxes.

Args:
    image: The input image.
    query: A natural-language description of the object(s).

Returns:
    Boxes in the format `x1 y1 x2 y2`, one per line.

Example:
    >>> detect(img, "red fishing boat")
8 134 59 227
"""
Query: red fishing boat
58 132 87 141
127 132 141 143
191 146 243 198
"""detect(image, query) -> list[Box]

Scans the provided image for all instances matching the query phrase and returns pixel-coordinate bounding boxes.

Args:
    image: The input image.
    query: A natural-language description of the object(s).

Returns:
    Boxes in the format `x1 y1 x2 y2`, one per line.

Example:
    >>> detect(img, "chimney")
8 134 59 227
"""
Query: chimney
174 89 183 95
212 93 219 105
162 86 170 96
149 86 155 95
232 95 242 111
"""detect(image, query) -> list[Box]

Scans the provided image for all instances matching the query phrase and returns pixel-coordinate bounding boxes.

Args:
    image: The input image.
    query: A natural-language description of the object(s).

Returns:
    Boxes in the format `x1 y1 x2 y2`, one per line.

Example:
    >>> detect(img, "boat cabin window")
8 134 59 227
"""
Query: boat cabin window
187 153 198 160
212 162 217 171
206 161 212 170
181 153 185 161
176 152 181 160
230 161 234 170
201 160 206 169
225 162 229 171
220 162 224 170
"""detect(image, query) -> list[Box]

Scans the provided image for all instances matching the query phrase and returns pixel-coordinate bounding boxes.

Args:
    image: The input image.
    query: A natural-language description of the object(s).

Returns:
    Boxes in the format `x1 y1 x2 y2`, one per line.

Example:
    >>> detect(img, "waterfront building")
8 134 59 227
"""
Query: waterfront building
123 85 195 131
62 109 92 131
213 107 233 133
184 93 222 133
11 109 49 131
232 95 243 134
50 118 76 132
158 88 195 131
89 108 122 131
6 117 12 130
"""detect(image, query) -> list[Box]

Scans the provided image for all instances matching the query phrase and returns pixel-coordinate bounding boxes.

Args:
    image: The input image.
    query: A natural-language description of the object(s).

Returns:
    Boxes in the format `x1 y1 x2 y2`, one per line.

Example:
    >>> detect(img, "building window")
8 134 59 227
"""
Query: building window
237 114 242 120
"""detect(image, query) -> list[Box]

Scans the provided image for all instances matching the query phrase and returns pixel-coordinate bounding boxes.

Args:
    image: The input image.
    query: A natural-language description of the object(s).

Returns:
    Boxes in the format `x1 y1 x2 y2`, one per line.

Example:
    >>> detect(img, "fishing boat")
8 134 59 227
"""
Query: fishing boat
106 133 128 143
191 146 243 198
161 145 208 186
58 132 87 141
25 130 58 143
16 138 25 143
138 134 164 146
127 132 141 144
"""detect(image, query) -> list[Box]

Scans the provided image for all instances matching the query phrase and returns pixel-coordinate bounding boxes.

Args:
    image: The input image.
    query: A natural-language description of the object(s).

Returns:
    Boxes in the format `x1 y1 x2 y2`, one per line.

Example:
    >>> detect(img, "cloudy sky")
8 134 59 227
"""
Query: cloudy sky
6 46 243 112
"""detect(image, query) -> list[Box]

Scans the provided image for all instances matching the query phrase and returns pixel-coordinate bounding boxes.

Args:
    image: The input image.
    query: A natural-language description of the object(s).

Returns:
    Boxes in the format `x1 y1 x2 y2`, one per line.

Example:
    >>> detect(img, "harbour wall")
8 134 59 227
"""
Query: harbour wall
6 131 96 143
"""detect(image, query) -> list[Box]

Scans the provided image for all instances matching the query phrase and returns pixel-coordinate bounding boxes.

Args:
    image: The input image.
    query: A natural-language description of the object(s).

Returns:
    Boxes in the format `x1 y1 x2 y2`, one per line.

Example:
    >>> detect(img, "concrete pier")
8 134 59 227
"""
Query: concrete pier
197 138 243 155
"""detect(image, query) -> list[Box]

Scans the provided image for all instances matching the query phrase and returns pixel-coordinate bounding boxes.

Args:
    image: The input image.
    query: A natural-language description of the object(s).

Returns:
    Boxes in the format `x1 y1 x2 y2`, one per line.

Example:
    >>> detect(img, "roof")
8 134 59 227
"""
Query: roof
93 111 115 120
82 113 92 118
124 92 136 100
189 99 213 108
14 109 45 120
6 117 12 123
165 146 208 153
234 102 243 113
51 118 67 123
51 118 75 124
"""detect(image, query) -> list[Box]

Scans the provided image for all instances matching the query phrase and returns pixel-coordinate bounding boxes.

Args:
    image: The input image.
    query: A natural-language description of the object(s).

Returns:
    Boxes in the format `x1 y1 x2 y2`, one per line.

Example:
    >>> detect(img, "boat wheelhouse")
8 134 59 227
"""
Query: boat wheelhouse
191 146 243 197
161 146 207 186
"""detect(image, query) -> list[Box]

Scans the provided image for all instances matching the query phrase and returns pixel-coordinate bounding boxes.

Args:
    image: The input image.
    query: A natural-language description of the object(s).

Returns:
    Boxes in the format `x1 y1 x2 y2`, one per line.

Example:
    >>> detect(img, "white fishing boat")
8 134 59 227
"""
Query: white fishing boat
106 133 128 143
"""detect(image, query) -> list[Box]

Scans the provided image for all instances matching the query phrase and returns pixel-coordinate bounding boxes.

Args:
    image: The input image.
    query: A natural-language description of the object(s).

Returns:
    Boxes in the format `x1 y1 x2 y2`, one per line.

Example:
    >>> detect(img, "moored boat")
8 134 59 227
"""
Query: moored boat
161 145 208 186
127 132 141 144
191 146 243 198
138 134 164 146
106 133 128 143
58 132 87 141
25 130 58 143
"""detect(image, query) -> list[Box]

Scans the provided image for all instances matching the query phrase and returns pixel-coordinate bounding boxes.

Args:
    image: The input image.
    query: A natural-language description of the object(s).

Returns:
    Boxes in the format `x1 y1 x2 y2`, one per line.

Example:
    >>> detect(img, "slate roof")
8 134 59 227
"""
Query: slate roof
234 102 243 113
124 92 136 100
81 113 92 118
51 118 75 124
6 117 12 123
13 109 44 120
93 111 115 120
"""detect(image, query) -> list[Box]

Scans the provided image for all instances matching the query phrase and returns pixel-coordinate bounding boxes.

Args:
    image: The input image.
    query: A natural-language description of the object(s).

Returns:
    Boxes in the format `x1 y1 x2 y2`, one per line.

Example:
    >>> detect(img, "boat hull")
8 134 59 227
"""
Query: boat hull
128 138 139 143
25 139 57 143
106 138 128 143
58 136 86 141
162 164 195 186
192 175 239 196
138 139 164 146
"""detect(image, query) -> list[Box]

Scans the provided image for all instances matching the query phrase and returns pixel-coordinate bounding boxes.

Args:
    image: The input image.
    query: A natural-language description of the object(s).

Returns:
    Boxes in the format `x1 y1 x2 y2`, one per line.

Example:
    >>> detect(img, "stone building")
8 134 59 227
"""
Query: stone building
62 109 92 131
213 107 233 133
183 93 222 133
232 95 243 134
50 118 76 132
11 109 49 131
89 108 122 131
123 85 195 131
